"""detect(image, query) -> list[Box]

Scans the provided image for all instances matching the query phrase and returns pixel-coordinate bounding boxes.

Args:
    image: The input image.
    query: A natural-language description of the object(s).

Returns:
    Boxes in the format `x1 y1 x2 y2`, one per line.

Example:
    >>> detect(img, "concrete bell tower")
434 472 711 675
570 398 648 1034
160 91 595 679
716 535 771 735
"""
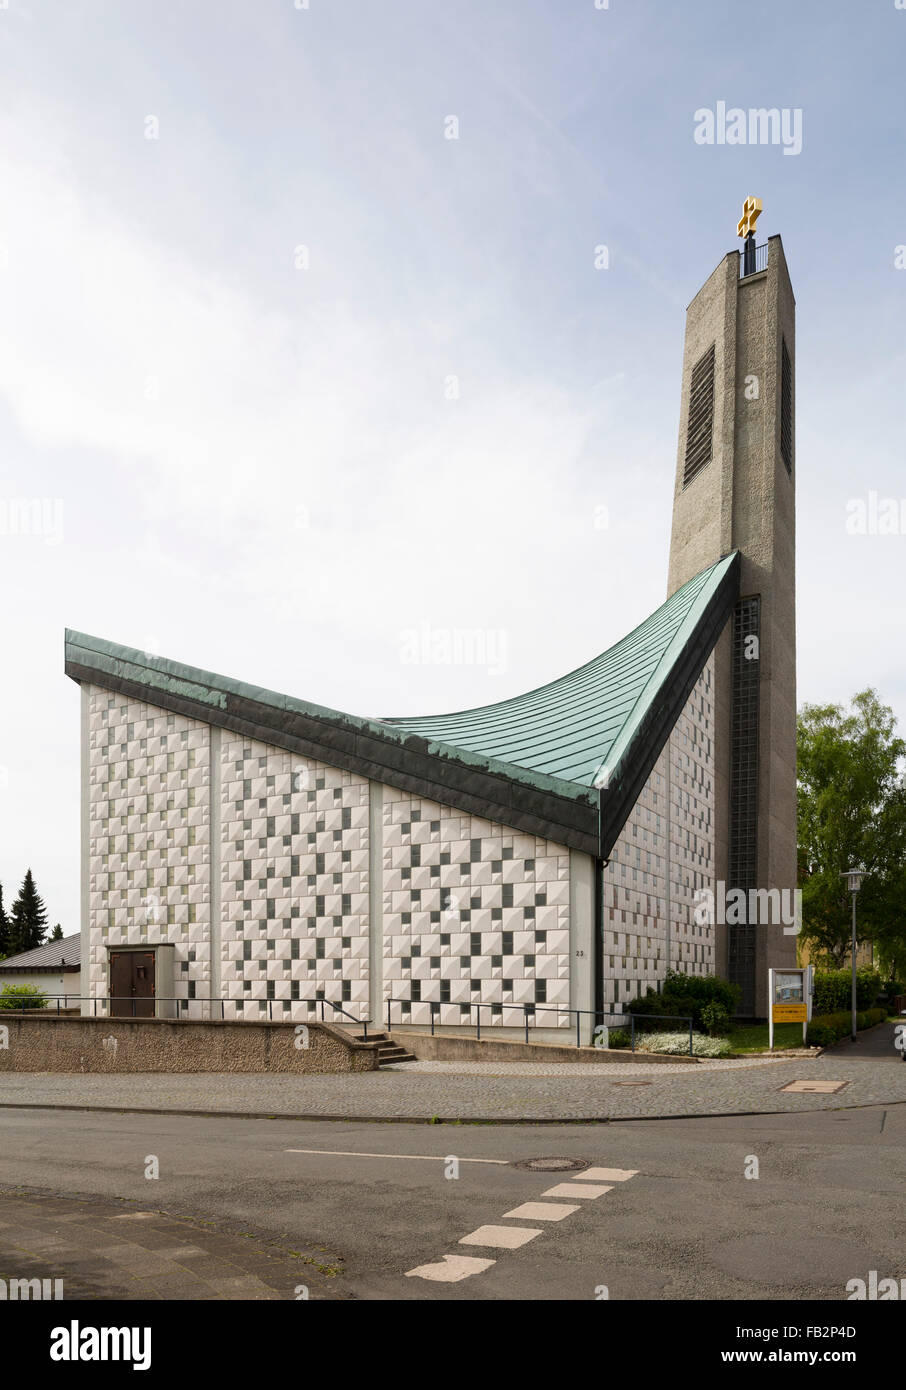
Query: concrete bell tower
667 202 797 1018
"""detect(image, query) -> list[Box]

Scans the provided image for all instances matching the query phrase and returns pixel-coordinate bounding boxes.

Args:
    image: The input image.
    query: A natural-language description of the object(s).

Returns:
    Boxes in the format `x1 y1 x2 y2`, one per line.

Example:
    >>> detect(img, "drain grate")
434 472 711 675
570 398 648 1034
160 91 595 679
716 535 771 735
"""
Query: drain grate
779 1079 848 1094
511 1157 589 1173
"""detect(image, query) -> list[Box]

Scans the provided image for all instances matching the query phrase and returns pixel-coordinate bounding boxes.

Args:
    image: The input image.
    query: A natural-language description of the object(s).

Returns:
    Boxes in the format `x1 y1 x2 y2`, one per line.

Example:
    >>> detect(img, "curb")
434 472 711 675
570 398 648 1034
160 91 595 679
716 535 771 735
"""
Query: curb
0 1096 903 1125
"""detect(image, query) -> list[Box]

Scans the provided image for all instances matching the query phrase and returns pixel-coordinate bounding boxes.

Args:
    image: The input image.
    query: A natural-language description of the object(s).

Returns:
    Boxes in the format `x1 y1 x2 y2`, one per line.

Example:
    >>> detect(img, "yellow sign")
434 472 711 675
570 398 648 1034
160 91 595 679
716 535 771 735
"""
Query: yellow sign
773 1003 807 1023
737 195 763 239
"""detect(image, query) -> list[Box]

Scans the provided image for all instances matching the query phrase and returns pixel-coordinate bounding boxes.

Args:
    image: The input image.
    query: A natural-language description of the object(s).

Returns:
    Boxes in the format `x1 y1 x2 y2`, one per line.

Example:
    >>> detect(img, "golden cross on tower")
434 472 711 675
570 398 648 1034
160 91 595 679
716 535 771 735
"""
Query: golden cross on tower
737 196 763 239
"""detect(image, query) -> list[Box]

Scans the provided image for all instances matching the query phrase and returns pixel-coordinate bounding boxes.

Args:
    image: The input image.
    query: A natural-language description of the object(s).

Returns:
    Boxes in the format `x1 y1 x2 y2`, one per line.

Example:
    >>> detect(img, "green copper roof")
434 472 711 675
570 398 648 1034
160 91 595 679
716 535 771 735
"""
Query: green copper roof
381 552 739 789
65 551 738 857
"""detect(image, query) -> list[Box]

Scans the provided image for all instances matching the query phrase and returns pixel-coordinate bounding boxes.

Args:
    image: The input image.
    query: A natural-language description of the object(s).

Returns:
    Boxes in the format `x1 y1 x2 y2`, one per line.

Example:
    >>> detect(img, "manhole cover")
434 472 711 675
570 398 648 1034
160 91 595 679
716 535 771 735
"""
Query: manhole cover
511 1157 589 1173
611 1080 652 1087
780 1079 849 1094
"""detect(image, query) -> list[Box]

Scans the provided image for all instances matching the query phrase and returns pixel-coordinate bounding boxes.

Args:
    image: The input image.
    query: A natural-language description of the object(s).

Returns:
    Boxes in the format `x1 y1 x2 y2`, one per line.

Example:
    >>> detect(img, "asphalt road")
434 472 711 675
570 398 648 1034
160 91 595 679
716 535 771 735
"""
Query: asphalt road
1 1103 904 1301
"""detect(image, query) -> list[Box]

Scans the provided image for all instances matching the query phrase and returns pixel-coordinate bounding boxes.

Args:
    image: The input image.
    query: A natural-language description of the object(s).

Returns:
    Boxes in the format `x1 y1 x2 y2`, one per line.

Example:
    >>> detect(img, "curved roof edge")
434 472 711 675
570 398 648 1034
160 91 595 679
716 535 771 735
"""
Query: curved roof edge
381 553 740 790
63 552 739 858
64 633 600 856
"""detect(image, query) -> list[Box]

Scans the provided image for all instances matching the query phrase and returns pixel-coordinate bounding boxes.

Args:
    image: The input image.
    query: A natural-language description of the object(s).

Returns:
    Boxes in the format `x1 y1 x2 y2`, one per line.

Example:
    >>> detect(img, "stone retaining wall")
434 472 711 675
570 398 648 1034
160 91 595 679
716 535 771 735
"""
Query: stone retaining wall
0 1014 380 1074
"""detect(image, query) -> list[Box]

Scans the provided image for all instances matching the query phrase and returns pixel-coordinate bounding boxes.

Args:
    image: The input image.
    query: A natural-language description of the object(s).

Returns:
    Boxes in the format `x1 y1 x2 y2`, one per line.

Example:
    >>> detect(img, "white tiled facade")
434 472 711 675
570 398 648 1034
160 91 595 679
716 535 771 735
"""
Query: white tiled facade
381 789 571 1030
87 687 212 1011
218 736 370 1021
602 656 716 1016
84 661 715 1032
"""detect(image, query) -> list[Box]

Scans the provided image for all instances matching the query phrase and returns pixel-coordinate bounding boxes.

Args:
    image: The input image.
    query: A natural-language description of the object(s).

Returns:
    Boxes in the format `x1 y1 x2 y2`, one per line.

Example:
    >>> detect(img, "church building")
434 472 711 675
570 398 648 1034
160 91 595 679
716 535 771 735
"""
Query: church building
66 210 797 1034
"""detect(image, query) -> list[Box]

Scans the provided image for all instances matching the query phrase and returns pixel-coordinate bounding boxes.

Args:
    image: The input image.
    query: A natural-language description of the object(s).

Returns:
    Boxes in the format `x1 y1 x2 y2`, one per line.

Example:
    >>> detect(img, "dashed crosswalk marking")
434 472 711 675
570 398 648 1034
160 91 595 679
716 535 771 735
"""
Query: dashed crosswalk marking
501 1201 579 1222
459 1224 543 1250
541 1181 613 1200
404 1254 496 1282
404 1159 639 1282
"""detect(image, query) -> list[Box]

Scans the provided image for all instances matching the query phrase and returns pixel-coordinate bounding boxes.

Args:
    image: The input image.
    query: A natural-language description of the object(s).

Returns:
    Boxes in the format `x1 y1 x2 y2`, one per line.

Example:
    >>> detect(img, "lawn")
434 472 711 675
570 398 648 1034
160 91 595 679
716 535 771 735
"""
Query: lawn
726 1021 805 1053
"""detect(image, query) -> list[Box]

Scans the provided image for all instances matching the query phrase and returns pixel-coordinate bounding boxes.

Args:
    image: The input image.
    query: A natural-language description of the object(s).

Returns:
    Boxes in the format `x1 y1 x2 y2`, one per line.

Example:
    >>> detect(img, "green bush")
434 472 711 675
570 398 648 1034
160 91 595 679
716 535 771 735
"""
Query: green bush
806 1018 839 1047
623 991 677 1032
626 972 741 1031
602 1027 630 1050
806 1006 887 1047
813 966 881 1015
0 983 48 1011
701 1001 731 1036
662 970 739 1005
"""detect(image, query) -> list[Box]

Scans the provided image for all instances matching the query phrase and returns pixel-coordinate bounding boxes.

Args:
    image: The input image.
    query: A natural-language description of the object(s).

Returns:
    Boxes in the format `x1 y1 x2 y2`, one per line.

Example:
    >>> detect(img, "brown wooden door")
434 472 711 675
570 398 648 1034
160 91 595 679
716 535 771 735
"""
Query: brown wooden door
109 952 155 1018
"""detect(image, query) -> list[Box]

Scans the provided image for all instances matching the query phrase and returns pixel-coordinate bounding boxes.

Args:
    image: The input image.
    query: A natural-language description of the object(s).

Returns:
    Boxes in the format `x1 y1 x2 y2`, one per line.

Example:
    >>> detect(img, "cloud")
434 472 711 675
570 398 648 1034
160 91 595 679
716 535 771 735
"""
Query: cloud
0 106 651 678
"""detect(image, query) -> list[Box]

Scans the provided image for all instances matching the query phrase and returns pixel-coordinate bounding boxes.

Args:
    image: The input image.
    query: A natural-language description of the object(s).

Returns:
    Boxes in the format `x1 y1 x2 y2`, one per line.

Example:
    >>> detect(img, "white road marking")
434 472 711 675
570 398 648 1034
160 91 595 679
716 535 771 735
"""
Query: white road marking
284 1149 508 1163
405 1254 496 1282
459 1225 543 1250
541 1182 613 1199
576 1167 638 1182
402 1158 639 1282
501 1201 579 1222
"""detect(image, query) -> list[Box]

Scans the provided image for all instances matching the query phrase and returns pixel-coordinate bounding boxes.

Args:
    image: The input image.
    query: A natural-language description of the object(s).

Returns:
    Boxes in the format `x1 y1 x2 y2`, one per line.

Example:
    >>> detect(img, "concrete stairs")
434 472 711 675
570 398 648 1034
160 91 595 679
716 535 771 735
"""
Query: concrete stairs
354 1031 418 1065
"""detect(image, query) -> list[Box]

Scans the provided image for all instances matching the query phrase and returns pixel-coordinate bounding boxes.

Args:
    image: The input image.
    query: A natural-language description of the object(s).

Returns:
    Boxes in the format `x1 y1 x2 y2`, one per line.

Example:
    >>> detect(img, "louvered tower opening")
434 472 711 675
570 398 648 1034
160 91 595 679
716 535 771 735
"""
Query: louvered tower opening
780 337 793 475
683 343 716 487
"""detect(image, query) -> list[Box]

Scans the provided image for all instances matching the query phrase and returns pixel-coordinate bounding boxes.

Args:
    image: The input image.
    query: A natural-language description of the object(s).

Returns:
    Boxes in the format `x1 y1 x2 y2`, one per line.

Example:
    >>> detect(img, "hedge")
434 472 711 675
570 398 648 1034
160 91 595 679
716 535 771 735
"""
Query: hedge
0 983 48 1011
626 971 741 1031
813 966 881 1014
806 1007 887 1047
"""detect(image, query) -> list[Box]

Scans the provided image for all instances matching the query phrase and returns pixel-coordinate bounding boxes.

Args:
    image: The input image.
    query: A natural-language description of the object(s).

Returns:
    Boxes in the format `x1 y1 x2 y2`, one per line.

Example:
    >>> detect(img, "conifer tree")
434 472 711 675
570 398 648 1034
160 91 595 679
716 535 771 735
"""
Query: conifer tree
8 870 48 955
0 883 10 958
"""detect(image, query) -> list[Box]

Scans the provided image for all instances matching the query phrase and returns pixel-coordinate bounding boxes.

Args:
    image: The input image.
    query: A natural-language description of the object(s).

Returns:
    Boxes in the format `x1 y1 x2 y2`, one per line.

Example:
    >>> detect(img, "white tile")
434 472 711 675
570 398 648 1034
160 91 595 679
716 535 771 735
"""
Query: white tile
404 1254 495 1283
458 1225 543 1250
577 1168 638 1183
501 1202 579 1222
540 1183 613 1200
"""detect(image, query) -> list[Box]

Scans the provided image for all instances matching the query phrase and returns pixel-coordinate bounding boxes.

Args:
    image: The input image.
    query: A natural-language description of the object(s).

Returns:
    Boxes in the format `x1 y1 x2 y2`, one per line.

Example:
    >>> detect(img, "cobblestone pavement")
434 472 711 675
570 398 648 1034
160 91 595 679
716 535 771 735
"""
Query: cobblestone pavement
381 1056 799 1075
1 1043 905 1121
0 1187 346 1299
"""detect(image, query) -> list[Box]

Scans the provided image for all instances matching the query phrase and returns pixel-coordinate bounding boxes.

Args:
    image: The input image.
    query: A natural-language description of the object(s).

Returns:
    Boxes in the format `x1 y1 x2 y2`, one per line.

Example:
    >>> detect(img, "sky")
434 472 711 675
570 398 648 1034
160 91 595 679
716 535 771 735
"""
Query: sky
0 0 904 932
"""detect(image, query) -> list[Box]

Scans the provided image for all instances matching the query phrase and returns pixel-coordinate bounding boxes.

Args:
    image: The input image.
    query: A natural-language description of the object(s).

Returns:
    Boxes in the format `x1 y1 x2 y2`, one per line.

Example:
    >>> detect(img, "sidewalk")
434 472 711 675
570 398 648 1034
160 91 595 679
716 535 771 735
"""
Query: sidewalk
0 1188 347 1300
821 1017 905 1061
2 1040 905 1122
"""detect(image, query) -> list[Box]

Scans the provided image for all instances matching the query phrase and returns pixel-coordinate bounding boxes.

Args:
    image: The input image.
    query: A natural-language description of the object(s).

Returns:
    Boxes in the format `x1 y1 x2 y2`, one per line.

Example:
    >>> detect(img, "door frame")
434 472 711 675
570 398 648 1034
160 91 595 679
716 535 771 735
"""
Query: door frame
105 944 176 1019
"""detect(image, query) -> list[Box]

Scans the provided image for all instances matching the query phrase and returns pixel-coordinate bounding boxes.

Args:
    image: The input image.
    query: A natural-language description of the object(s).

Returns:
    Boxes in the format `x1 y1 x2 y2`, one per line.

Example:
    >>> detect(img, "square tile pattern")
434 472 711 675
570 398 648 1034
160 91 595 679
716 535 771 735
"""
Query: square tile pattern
382 785 571 1029
219 734 370 1021
86 672 719 1031
601 656 717 1016
87 688 212 1012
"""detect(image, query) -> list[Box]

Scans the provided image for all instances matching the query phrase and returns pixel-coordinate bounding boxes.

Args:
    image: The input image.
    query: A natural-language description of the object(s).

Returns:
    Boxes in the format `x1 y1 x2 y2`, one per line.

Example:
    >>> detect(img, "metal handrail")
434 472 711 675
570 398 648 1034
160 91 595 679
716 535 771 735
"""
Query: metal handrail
9 992 699 1055
739 241 769 277
385 996 612 1049
627 1011 695 1056
7 994 371 1039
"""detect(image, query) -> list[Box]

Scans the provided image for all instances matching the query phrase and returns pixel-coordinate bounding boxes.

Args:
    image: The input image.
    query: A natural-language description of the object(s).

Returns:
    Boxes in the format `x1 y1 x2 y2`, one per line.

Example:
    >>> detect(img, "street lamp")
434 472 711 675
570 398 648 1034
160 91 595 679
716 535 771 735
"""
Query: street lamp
841 868 864 1043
